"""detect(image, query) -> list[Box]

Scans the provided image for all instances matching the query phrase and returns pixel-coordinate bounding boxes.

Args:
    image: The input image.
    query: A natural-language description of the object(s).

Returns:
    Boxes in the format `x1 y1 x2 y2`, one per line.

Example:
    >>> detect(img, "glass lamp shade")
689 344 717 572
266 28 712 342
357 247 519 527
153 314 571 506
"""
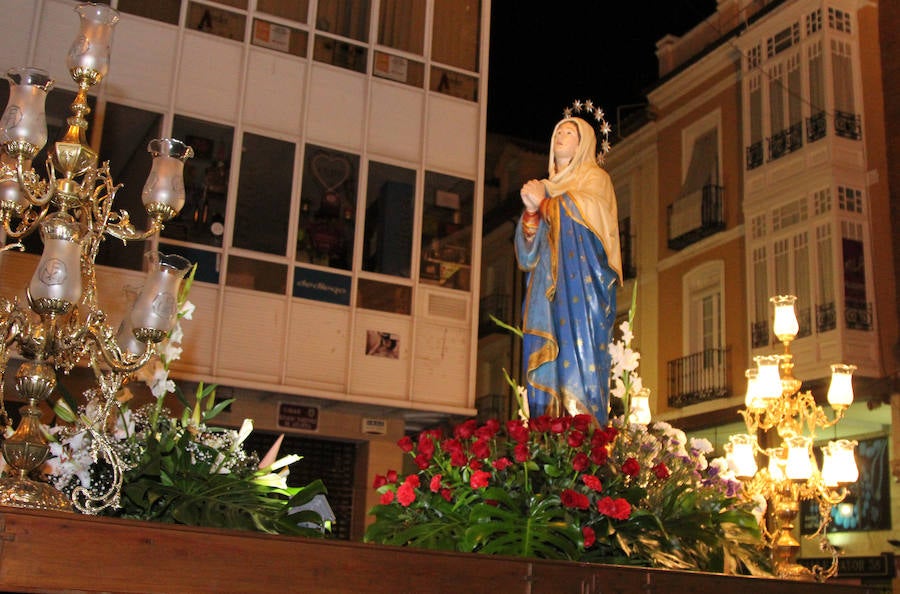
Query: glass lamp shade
827 364 856 408
821 439 858 486
744 368 765 411
141 138 194 219
784 435 813 481
129 252 192 343
727 434 758 478
770 295 799 341
754 355 783 399
0 67 54 159
628 388 652 424
767 449 786 481
28 214 83 311
66 3 120 84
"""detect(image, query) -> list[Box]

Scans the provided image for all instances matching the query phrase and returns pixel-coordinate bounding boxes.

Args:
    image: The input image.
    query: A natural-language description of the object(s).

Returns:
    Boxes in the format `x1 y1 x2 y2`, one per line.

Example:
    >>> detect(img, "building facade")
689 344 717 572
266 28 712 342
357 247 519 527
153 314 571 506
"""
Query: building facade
0 0 490 539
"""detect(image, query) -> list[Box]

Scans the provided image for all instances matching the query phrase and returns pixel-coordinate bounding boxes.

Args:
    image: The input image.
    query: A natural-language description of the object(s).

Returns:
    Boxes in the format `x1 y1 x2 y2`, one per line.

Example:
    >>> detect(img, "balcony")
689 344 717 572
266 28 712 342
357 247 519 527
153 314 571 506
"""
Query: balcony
767 122 803 161
834 110 862 140
846 300 873 331
667 184 725 251
667 347 731 408
745 141 763 170
806 111 826 143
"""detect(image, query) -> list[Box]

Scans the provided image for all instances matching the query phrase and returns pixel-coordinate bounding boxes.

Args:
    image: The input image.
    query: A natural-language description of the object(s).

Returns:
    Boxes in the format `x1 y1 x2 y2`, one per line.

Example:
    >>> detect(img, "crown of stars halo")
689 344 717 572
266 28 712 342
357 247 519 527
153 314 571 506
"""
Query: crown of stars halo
563 99 613 164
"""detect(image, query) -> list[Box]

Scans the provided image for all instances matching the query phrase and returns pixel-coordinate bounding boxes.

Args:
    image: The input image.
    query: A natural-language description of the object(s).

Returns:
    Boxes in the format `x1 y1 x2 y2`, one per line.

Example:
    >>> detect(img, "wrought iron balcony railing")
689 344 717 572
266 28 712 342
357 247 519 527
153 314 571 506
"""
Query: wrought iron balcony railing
746 141 764 170
806 111 826 143
834 110 862 140
767 122 803 161
667 184 725 251
667 347 731 408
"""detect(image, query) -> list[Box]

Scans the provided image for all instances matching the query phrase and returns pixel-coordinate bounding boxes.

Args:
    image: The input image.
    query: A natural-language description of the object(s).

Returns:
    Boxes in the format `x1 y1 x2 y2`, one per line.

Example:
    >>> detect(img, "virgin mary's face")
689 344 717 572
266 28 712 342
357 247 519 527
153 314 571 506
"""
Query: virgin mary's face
553 121 580 164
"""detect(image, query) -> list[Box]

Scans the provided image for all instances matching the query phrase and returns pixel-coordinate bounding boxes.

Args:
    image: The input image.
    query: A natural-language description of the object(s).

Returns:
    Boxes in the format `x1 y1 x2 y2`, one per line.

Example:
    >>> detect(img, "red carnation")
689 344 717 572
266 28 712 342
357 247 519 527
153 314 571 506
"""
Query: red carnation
418 434 435 459
590 446 608 466
404 474 420 488
652 462 670 480
492 457 512 471
386 469 398 483
440 488 452 502
550 416 571 434
582 526 596 548
450 449 468 467
506 419 530 443
598 496 632 520
572 452 590 472
430 474 442 492
414 453 430 470
530 415 552 433
567 430 585 448
472 437 491 459
380 490 395 505
514 442 530 462
454 419 478 440
397 481 416 507
581 474 602 492
470 470 491 489
622 457 640 477
560 488 590 510
397 436 414 453
475 418 501 439
372 474 387 489
572 414 593 432
468 458 483 470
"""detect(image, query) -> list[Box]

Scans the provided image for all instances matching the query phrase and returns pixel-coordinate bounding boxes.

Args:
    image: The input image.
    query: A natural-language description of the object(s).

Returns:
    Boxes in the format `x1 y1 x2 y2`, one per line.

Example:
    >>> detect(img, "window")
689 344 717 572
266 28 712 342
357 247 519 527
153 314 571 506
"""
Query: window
766 22 799 58
233 133 294 256
225 255 287 294
420 172 474 291
94 102 164 271
297 144 359 271
117 0 181 25
378 0 425 55
362 162 415 277
837 186 863 214
671 121 720 242
188 2 246 42
431 0 480 72
828 7 852 33
773 232 812 337
806 8 822 35
258 0 309 23
807 41 826 142
747 74 763 169
842 221 870 330
683 262 724 362
252 19 309 57
771 198 808 232
162 116 235 249
815 224 836 332
316 0 369 41
751 247 769 348
813 187 831 215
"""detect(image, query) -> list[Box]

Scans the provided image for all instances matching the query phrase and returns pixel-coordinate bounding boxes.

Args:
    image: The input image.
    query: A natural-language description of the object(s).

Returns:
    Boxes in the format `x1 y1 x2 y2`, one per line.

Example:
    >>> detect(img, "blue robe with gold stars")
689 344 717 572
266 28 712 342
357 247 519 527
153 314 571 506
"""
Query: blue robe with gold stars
515 191 618 425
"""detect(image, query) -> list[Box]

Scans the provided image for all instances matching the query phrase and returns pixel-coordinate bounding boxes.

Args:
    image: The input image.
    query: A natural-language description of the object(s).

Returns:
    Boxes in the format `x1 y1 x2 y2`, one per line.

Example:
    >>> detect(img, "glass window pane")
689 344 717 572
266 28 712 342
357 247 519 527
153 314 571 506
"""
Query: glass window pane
159 243 221 285
429 66 478 101
313 35 367 73
233 133 294 255
363 162 415 277
188 2 246 41
117 0 181 25
297 144 359 270
420 172 473 291
251 18 308 57
374 51 424 87
378 0 424 55
163 116 234 248
357 278 411 315
315 0 370 42
226 255 287 294
431 0 480 72
94 102 164 271
258 0 309 23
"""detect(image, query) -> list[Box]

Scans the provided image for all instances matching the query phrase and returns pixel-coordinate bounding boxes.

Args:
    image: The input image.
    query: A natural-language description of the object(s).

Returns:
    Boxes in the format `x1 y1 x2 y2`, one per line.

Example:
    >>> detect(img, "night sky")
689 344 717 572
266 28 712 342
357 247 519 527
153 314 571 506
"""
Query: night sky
487 1 718 143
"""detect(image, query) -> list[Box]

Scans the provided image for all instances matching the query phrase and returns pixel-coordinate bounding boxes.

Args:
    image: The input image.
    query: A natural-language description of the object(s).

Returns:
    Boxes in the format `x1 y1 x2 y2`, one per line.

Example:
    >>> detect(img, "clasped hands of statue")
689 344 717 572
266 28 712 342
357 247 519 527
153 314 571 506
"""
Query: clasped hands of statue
521 179 545 213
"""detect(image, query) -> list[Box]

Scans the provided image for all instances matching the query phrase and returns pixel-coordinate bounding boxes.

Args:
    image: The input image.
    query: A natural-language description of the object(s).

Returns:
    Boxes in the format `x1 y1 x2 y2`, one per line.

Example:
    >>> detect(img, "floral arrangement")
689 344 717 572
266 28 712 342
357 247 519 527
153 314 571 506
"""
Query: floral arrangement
365 308 770 574
37 270 330 536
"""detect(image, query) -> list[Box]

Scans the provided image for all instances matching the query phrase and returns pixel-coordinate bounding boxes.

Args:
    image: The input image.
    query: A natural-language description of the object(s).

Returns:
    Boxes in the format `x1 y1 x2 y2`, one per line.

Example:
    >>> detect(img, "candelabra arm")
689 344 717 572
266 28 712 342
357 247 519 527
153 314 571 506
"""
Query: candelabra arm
85 321 155 374
103 212 164 243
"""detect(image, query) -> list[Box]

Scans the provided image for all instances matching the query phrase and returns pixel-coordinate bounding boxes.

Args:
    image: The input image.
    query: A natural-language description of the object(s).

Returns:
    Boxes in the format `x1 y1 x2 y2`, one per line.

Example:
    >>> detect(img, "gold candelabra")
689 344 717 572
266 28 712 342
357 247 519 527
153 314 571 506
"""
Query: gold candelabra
0 3 193 513
725 295 859 581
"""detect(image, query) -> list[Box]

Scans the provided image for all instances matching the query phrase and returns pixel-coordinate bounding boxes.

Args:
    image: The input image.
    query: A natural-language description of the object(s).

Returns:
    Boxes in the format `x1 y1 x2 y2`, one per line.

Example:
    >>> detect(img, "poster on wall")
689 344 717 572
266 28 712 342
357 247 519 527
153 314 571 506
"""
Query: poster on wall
800 435 891 534
366 330 400 359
